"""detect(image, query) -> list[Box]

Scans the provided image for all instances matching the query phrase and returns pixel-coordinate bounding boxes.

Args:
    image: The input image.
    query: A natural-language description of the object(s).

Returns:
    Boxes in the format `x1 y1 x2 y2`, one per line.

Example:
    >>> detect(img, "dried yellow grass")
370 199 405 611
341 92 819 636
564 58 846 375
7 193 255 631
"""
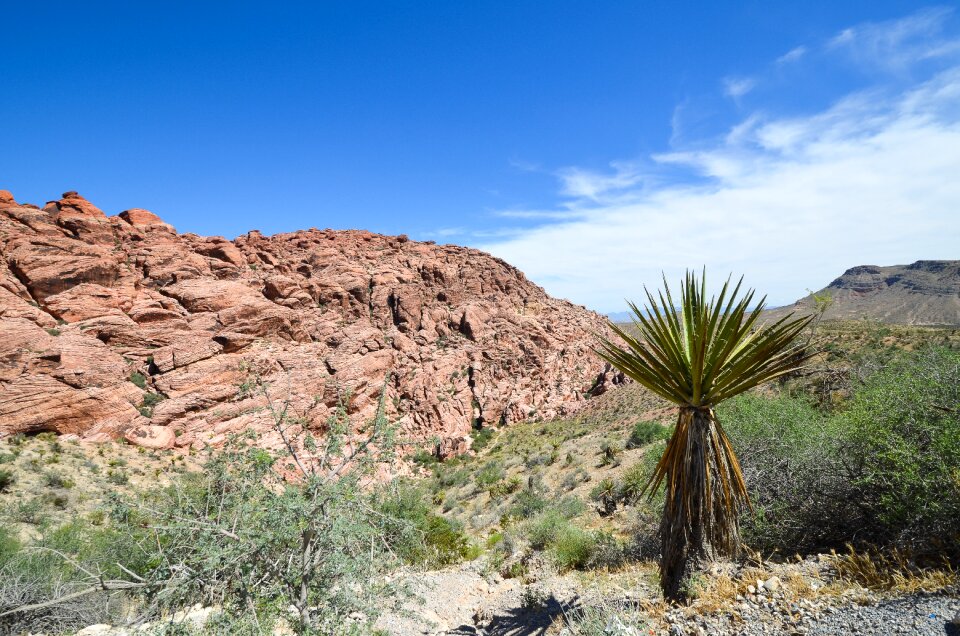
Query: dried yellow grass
831 544 957 593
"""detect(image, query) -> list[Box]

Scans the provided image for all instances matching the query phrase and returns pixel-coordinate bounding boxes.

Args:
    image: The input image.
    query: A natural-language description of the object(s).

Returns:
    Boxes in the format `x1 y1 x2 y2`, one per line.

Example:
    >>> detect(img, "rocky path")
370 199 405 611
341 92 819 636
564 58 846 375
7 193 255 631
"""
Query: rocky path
376 559 960 636
61 560 960 635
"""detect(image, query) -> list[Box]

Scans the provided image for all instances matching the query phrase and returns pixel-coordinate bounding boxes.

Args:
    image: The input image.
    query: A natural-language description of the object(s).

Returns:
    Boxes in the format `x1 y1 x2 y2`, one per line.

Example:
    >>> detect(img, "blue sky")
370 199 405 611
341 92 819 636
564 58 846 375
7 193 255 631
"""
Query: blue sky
2 2 958 312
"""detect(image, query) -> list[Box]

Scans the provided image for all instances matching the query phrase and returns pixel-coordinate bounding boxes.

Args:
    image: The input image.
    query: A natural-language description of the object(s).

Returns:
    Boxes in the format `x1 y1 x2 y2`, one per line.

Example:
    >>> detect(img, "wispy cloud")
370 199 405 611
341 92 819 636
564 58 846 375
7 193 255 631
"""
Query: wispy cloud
478 9 960 312
556 161 647 200
723 76 757 98
828 6 960 71
776 46 807 65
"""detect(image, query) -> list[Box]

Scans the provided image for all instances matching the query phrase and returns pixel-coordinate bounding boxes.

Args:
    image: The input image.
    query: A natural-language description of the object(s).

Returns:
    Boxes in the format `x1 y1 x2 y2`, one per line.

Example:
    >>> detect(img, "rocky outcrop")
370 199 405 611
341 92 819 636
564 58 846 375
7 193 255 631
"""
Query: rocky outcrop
0 191 609 454
766 261 960 326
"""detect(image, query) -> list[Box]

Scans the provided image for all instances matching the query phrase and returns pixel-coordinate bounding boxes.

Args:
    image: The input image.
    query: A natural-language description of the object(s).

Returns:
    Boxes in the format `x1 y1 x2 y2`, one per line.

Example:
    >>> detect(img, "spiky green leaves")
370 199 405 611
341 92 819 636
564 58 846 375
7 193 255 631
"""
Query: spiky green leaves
596 270 815 408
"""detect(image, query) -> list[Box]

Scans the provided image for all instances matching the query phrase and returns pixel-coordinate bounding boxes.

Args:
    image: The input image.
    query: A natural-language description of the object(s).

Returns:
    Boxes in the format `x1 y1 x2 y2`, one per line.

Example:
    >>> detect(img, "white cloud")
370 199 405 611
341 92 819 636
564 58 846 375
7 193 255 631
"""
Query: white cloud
478 22 960 312
723 76 756 98
556 161 647 200
776 46 807 65
827 7 960 71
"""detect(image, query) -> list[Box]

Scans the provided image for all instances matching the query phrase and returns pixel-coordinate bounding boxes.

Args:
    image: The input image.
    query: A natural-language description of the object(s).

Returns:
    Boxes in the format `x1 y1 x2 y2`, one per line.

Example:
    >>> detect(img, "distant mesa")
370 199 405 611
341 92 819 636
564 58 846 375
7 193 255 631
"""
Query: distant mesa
767 260 960 326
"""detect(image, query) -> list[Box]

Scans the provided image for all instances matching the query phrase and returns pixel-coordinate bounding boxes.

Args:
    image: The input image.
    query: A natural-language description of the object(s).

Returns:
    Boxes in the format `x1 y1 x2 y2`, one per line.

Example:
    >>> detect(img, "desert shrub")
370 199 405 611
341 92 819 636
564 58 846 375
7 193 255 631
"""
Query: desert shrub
433 463 470 490
0 469 14 492
3 377 414 635
411 447 438 467
0 451 16 464
9 498 46 525
559 467 591 492
616 461 648 505
550 525 597 570
475 460 505 489
129 371 147 389
489 475 522 498
561 600 652 635
554 496 586 519
139 392 166 417
106 469 129 485
724 346 960 557
506 489 548 520
42 492 70 509
523 492 588 556
524 451 554 468
626 419 671 449
835 347 960 553
585 531 632 570
722 392 847 552
598 440 621 466
526 509 567 550
375 481 473 568
0 526 19 566
43 471 74 489
589 477 617 516
141 392 165 408
471 427 495 452
0 520 144 635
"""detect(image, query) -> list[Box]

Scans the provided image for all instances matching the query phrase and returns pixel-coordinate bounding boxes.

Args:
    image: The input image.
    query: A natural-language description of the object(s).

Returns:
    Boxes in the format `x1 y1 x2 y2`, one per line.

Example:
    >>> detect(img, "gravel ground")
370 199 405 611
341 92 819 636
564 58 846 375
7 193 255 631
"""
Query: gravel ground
616 592 960 636
807 594 959 636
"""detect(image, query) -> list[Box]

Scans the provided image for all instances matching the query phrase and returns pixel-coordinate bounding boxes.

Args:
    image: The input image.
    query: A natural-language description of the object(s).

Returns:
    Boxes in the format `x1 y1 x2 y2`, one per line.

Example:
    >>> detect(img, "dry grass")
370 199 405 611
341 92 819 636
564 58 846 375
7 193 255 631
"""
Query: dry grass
831 544 957 593
0 434 199 539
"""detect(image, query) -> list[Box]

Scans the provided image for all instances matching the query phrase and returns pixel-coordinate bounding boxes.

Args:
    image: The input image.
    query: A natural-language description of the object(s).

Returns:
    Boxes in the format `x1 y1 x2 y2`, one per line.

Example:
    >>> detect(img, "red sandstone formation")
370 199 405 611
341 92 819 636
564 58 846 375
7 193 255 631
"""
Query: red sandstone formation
0 191 610 454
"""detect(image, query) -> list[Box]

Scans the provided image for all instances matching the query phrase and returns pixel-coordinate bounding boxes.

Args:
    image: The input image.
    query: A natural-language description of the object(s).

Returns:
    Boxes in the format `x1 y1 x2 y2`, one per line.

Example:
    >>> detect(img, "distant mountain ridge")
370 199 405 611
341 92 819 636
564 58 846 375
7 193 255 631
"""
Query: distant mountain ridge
768 260 960 326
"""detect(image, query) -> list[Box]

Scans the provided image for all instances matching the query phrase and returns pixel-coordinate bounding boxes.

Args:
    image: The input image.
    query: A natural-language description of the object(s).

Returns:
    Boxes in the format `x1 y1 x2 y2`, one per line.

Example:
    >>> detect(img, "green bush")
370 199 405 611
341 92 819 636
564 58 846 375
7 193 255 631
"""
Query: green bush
475 460 505 489
526 509 567 550
626 420 671 449
489 475 521 498
550 524 597 570
471 427 495 452
0 525 20 567
837 347 960 551
10 498 45 525
139 392 166 418
129 371 147 389
106 469 129 485
506 489 548 520
376 481 474 568
411 447 438 467
0 520 144 634
723 347 960 557
43 471 74 489
0 469 14 493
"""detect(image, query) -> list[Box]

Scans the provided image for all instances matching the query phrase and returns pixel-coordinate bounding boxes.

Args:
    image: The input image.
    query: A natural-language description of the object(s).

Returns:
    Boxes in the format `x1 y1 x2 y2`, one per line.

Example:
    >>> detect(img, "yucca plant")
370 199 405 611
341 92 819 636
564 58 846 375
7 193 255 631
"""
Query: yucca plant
596 270 814 601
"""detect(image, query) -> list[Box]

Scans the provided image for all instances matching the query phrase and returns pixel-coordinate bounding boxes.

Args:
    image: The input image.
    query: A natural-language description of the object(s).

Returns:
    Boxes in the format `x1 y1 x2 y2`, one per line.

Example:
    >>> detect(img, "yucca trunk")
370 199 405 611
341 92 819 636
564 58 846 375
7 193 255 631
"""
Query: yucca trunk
657 406 747 601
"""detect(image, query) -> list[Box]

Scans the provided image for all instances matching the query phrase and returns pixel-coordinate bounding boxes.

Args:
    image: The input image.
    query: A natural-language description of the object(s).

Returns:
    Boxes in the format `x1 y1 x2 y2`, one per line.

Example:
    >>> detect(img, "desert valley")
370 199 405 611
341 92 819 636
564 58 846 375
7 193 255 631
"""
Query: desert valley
0 189 957 636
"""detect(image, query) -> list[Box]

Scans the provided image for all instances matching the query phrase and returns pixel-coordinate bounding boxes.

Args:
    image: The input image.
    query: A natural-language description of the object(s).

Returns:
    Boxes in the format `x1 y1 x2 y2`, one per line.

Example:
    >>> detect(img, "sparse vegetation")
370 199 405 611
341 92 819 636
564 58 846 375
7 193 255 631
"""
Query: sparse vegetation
0 470 14 493
129 371 147 389
1 322 957 632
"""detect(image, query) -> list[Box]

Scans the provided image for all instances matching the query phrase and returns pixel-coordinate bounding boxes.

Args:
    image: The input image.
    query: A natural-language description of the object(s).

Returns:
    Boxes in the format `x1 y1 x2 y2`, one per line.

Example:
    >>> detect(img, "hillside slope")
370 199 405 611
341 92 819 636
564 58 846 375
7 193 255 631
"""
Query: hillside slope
0 190 609 453
767 260 960 326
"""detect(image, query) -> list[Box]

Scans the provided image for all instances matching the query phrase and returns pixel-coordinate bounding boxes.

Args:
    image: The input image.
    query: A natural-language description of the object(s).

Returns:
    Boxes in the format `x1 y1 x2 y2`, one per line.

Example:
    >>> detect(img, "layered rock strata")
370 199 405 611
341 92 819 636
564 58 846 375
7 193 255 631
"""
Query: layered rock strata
0 190 608 453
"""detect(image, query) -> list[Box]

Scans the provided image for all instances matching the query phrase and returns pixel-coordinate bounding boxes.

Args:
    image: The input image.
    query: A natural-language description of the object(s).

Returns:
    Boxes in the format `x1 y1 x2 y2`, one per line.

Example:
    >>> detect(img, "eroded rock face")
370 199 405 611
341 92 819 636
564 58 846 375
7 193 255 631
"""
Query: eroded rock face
0 191 609 453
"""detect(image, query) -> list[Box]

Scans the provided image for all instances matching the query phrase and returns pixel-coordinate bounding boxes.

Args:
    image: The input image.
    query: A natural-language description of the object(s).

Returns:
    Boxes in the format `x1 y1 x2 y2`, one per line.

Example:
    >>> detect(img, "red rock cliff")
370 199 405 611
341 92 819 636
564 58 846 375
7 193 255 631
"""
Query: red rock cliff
0 190 610 453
